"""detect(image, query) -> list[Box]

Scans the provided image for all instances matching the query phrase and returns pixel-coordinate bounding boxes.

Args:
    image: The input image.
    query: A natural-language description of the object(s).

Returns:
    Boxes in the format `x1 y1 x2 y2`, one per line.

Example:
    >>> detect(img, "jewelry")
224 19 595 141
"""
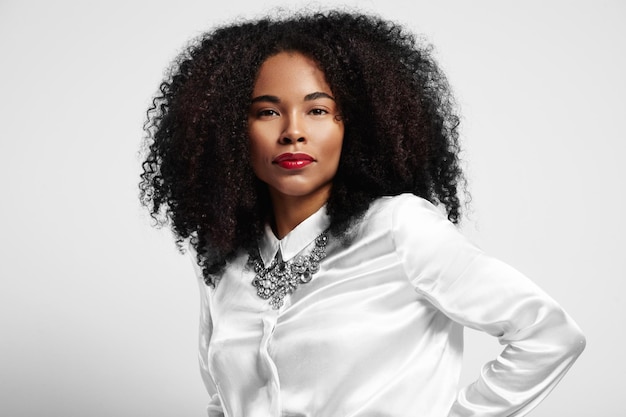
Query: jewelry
248 232 329 309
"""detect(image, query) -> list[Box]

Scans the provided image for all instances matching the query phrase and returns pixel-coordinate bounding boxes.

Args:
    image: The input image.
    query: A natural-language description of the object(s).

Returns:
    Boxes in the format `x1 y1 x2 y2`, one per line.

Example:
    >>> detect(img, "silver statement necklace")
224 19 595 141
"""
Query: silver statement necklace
248 231 329 309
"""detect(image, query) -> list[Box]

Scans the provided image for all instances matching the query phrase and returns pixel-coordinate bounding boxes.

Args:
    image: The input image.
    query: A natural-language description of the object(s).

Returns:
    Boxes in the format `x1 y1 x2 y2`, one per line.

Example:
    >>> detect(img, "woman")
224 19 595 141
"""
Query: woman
140 11 585 417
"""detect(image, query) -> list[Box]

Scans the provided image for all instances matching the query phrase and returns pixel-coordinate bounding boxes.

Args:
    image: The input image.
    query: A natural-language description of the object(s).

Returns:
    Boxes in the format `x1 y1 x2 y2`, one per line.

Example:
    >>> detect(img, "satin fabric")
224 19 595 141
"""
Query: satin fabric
193 194 585 417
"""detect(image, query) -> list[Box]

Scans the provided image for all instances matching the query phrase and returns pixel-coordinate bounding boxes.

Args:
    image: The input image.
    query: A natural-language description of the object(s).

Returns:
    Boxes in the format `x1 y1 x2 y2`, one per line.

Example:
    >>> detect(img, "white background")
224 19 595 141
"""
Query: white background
1 0 624 415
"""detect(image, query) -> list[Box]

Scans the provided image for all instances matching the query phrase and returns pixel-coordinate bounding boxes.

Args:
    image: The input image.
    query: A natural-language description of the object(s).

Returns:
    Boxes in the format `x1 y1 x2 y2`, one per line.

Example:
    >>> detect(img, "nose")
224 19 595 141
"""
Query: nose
279 114 306 145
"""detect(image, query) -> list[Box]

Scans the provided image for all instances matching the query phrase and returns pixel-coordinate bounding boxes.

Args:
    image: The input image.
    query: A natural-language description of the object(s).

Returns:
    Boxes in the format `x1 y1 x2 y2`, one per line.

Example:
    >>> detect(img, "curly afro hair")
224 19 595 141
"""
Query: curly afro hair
140 10 465 286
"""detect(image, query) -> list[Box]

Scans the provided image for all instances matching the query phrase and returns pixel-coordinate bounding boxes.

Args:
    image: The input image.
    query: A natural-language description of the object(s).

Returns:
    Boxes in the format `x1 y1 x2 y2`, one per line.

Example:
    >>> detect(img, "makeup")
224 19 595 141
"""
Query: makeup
273 153 315 170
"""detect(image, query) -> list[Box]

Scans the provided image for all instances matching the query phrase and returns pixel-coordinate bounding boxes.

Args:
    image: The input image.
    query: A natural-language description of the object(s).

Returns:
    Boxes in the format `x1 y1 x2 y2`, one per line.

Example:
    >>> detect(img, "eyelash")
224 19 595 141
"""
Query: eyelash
257 109 279 117
255 108 330 118
309 108 329 116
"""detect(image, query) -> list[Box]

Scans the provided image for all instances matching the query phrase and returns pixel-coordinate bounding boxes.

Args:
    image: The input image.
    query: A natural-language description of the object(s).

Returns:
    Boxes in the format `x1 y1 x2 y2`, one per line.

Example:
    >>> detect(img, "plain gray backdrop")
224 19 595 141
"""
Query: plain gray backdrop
1 0 624 415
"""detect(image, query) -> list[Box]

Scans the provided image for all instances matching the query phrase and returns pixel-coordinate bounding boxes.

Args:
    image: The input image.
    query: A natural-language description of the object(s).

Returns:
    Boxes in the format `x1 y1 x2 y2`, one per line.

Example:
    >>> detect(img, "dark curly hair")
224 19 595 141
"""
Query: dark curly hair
140 10 465 286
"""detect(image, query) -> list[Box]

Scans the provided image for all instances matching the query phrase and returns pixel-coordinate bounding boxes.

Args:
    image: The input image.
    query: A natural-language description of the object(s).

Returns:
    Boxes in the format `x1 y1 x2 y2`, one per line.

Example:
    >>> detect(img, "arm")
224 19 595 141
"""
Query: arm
430 254 584 417
392 196 585 416
189 250 225 417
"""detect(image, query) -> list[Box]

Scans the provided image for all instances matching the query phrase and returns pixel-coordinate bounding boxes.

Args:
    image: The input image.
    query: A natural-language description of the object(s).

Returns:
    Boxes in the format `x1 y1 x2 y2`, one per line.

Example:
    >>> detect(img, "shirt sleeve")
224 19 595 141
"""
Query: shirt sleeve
391 195 586 417
189 248 225 417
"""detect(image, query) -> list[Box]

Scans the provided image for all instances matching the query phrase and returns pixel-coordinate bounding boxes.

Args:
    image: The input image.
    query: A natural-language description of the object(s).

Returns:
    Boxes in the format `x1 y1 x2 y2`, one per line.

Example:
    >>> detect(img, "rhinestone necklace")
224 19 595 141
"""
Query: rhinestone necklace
248 232 329 309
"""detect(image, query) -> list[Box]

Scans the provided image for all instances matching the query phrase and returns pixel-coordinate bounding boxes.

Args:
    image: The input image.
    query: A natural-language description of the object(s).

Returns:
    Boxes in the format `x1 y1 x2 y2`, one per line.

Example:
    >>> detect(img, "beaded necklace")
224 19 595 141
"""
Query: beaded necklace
248 232 329 309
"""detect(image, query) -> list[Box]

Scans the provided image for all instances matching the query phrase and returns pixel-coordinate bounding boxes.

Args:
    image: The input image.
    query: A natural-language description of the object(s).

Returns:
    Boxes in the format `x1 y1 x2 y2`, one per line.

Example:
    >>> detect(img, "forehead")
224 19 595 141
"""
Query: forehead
252 52 332 96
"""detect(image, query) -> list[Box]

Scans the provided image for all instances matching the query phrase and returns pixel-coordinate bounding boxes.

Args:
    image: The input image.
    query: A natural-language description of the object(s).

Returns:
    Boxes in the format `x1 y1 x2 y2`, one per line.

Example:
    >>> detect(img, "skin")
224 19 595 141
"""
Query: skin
248 52 344 239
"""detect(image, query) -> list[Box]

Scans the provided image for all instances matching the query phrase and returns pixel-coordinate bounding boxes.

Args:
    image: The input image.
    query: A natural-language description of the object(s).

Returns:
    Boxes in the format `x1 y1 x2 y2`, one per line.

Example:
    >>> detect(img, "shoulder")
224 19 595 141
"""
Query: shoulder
362 195 482 289
365 193 451 232
365 193 478 265
346 193 462 256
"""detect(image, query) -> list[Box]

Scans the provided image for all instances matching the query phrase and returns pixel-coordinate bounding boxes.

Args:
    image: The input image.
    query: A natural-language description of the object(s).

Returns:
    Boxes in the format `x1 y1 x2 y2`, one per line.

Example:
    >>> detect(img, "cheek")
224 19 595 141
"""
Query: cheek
248 123 274 154
247 133 271 181
247 142 263 176
247 127 264 159
326 127 344 164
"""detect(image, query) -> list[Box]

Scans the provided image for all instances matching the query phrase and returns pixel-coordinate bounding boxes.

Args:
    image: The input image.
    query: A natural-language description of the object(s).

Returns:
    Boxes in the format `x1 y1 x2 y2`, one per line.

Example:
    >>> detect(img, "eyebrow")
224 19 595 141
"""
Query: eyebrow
250 91 336 104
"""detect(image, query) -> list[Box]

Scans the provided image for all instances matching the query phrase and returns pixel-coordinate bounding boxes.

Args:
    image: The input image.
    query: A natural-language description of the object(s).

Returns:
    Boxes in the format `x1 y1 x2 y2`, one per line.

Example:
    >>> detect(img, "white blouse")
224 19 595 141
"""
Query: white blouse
192 194 585 417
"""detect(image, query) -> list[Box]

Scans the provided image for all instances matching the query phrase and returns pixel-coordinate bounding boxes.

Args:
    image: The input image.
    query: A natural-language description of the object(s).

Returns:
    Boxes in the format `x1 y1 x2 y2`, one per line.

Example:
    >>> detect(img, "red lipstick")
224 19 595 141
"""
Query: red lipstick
273 153 315 170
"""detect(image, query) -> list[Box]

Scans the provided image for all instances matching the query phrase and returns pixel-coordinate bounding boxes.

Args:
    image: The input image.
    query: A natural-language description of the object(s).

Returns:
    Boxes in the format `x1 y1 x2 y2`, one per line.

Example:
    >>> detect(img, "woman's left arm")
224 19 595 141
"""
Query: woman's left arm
392 196 586 416
429 253 585 417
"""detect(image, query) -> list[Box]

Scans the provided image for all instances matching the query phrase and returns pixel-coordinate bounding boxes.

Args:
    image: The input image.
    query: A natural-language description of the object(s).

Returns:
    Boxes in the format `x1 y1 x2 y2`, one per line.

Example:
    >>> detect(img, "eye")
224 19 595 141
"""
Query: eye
309 108 329 116
257 109 280 118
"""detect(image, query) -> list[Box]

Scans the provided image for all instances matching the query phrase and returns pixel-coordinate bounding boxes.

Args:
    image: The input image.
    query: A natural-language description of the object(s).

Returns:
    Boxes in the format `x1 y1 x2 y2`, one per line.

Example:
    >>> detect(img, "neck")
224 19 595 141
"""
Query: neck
269 189 330 239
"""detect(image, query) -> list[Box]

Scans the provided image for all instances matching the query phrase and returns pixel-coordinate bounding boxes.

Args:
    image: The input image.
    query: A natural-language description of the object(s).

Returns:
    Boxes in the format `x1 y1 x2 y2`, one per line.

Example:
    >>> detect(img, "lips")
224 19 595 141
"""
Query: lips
273 153 315 170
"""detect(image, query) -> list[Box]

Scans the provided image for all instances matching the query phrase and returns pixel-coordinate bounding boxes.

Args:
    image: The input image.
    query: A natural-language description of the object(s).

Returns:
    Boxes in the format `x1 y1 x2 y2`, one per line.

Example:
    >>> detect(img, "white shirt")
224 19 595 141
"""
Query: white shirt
193 194 585 416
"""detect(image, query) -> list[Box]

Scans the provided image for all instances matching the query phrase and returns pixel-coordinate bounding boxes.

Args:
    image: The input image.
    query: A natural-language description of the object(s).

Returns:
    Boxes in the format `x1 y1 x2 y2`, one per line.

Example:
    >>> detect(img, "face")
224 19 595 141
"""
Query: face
248 52 344 205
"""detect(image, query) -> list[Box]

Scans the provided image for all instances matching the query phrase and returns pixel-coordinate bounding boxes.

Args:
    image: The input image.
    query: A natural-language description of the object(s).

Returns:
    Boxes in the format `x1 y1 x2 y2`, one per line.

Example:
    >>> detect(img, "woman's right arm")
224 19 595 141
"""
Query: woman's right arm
190 251 225 417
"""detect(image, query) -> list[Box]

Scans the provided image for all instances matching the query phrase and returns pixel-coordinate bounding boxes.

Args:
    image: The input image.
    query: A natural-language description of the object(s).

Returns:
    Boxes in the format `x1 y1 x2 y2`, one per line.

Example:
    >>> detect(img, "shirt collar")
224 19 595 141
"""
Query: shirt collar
258 205 330 266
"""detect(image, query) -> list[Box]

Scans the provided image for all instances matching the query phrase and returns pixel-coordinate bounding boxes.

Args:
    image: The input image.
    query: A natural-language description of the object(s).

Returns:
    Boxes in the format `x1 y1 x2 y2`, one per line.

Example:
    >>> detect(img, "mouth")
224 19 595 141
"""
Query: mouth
273 153 315 169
